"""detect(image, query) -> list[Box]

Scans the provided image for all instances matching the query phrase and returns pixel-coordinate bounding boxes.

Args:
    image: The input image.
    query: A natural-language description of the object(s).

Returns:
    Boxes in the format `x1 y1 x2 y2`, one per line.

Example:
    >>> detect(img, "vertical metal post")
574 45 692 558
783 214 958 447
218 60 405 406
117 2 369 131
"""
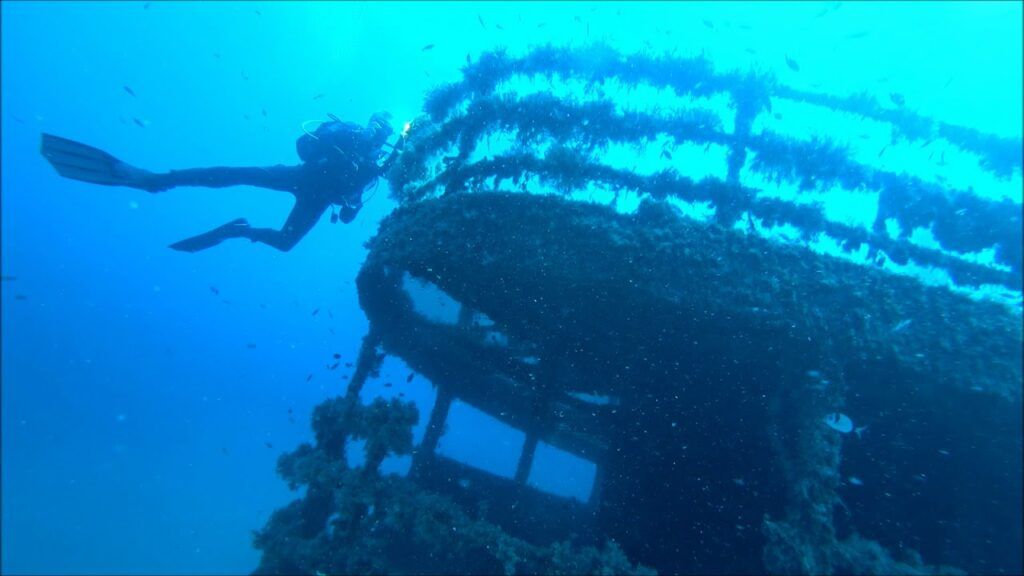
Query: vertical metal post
410 386 454 478
514 434 539 484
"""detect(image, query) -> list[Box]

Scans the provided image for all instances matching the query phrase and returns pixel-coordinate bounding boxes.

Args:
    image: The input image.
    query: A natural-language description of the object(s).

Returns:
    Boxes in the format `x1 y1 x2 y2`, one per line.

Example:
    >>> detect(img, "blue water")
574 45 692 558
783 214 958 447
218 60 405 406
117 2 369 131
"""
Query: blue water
2 2 1021 574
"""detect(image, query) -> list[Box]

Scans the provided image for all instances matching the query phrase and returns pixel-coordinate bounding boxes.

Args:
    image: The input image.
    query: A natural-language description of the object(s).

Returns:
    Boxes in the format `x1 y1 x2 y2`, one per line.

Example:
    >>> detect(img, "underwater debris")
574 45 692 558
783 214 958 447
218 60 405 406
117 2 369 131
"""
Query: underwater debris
347 189 1019 573
256 384 653 576
393 44 1021 292
259 44 1020 576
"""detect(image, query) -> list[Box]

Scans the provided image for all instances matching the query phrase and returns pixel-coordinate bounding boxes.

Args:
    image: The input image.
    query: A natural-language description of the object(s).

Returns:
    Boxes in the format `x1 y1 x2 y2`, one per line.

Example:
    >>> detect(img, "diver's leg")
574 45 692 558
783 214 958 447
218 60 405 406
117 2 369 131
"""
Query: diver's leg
240 196 329 251
169 196 328 253
152 165 304 193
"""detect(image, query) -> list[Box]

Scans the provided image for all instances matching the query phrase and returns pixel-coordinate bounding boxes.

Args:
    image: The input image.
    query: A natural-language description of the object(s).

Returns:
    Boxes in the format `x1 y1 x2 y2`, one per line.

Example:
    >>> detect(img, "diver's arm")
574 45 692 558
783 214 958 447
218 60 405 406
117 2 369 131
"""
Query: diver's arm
377 138 406 175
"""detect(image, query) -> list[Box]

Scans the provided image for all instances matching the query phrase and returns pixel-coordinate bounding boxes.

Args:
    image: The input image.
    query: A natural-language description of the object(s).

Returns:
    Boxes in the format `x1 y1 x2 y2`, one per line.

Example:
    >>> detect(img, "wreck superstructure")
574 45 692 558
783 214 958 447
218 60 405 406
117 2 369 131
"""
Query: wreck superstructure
255 45 1022 575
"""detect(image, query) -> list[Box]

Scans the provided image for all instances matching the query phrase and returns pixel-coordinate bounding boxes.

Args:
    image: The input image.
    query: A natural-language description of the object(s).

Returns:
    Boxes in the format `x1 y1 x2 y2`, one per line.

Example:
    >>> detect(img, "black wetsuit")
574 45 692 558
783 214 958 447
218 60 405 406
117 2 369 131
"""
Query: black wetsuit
153 121 397 252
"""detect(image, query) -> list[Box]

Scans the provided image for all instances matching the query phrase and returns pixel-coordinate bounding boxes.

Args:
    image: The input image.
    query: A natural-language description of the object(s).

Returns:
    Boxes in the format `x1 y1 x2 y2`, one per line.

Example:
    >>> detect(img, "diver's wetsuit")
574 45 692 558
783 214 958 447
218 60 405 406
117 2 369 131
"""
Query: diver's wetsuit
40 114 400 252
144 118 399 252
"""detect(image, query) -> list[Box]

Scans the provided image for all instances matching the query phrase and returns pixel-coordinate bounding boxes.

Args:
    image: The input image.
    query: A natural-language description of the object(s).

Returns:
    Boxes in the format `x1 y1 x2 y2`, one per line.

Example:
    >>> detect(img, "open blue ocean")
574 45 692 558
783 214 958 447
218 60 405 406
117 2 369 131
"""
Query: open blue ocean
2 2 1021 574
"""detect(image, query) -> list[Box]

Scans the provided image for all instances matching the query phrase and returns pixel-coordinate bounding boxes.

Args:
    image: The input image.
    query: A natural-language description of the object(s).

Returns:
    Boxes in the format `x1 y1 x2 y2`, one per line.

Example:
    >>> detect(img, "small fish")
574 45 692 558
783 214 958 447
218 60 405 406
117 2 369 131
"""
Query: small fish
384 382 392 388
333 353 342 359
133 118 145 128
495 23 504 30
345 362 353 368
889 92 905 107
477 14 486 28
246 343 257 349
254 9 261 15
241 70 249 81
406 373 415 383
328 328 336 335
14 295 28 301
784 55 800 72
537 22 546 28
877 145 888 158
313 93 325 100
287 408 293 415
466 53 471 64
327 310 333 319
421 43 435 51
123 85 137 97
306 373 313 382
312 308 320 316
891 318 912 333
702 19 714 29
259 303 267 309
221 447 229 455
264 442 273 449
398 392 406 398
848 476 863 486
342 375 350 380
210 286 220 295
329 362 340 370
845 30 869 40
938 449 950 456
660 148 673 160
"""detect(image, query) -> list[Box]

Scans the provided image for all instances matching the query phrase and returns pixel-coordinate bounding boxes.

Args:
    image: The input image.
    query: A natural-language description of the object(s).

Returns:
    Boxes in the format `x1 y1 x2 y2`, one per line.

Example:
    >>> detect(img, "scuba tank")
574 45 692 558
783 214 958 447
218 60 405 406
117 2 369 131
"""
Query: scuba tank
296 114 363 164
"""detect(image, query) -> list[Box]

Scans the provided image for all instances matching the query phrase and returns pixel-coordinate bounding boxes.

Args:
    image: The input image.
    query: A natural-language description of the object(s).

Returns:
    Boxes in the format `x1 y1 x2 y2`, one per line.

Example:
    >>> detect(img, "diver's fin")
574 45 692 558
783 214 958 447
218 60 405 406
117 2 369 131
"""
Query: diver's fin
169 218 249 253
40 133 157 190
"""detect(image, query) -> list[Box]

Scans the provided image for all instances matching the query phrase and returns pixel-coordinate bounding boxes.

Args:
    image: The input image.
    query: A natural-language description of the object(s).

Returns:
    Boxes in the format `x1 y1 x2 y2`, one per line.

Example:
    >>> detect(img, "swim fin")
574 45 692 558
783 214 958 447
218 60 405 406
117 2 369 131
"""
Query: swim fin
169 218 250 253
40 133 162 191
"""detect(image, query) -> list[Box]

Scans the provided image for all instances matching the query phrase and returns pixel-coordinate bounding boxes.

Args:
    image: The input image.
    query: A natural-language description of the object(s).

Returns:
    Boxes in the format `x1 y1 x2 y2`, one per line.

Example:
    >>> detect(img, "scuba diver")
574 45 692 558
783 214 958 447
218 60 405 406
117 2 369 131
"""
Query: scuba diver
39 112 404 252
